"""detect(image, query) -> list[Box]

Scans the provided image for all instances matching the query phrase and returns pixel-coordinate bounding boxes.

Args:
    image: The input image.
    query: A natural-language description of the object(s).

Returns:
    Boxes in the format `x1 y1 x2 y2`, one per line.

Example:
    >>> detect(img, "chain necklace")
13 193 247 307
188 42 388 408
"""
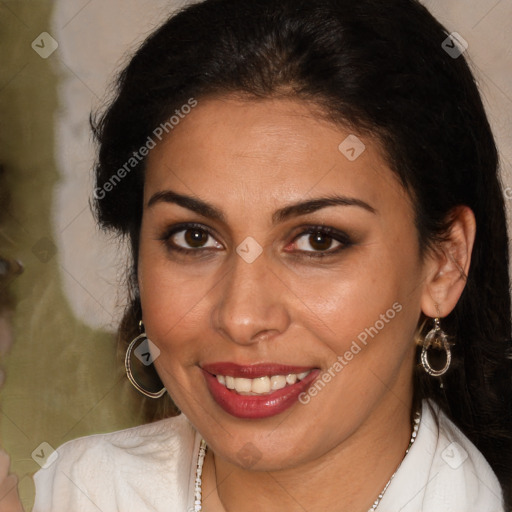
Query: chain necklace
367 409 421 511
193 409 421 512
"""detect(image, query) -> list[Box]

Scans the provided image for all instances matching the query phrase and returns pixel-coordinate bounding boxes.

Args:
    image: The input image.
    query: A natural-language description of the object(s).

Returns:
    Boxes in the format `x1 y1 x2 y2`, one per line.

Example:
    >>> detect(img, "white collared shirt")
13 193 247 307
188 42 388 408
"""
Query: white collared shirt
32 399 505 511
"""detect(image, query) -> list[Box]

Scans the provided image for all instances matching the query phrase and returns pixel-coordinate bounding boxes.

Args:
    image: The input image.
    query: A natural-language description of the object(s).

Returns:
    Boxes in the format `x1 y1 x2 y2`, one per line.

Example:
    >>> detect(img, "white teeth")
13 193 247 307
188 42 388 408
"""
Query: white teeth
252 376 271 394
270 375 287 390
216 371 312 395
234 378 252 393
285 374 297 385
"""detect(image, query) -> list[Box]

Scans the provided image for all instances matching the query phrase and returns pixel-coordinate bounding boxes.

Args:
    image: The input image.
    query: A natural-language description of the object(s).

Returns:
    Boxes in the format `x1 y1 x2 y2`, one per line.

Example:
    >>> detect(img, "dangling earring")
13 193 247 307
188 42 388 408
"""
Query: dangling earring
420 314 452 377
125 321 166 399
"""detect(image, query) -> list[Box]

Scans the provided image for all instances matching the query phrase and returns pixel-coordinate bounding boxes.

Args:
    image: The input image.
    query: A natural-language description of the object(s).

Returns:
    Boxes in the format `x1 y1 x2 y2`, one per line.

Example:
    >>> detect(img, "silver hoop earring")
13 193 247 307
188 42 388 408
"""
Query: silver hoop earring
420 317 452 377
125 324 166 399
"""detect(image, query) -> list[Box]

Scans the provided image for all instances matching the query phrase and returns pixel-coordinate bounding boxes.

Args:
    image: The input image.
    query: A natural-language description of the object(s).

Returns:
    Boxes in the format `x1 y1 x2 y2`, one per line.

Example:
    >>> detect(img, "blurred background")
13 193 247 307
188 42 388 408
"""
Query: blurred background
0 0 511 509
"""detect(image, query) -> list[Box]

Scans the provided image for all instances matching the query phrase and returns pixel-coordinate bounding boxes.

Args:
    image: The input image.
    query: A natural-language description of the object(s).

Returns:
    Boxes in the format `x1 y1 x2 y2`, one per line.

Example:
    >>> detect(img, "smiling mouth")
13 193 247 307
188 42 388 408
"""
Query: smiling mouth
201 362 319 395
214 371 312 395
201 363 321 419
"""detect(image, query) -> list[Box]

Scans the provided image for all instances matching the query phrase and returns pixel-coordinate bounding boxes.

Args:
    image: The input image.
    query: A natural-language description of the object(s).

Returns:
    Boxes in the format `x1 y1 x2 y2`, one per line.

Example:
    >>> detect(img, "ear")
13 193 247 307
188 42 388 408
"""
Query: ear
420 205 476 318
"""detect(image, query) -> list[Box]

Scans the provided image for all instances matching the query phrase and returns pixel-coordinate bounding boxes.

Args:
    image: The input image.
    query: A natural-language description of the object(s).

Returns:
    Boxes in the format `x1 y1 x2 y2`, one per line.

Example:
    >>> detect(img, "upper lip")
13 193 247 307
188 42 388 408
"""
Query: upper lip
201 362 317 378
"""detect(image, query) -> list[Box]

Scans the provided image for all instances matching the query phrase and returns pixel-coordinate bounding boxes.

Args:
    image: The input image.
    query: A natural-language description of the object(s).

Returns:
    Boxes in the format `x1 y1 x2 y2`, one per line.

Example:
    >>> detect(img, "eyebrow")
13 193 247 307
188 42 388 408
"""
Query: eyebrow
147 189 377 225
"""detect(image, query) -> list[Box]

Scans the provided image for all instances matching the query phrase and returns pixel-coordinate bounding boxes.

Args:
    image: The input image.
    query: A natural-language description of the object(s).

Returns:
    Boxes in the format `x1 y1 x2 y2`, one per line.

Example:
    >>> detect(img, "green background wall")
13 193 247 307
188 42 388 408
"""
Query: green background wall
0 3 145 509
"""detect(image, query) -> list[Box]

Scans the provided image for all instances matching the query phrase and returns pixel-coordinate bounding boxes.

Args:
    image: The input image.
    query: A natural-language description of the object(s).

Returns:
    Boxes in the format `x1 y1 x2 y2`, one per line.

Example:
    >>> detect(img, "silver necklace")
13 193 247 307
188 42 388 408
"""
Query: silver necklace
193 409 421 512
367 409 421 511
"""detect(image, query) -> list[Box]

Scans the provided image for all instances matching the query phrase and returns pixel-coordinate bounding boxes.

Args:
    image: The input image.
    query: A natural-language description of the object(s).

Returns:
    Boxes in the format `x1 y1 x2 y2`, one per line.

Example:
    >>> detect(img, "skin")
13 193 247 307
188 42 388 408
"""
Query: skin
138 96 475 511
0 451 23 512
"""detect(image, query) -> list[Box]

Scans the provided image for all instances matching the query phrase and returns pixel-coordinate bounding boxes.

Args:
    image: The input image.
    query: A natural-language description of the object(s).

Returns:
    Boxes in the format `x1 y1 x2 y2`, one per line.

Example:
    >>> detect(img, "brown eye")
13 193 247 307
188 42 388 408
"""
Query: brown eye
183 228 209 248
308 232 335 251
287 226 354 259
161 224 224 253
294 230 342 253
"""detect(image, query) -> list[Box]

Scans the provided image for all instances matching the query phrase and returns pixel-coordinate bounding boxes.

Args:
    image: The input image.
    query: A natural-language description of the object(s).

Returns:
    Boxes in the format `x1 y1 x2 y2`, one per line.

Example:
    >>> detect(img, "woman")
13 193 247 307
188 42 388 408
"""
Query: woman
32 0 512 510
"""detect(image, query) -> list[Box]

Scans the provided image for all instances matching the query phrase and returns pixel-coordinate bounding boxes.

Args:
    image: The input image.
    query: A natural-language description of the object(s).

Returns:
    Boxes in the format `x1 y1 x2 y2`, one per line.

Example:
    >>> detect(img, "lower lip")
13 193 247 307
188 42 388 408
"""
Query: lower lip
201 369 321 419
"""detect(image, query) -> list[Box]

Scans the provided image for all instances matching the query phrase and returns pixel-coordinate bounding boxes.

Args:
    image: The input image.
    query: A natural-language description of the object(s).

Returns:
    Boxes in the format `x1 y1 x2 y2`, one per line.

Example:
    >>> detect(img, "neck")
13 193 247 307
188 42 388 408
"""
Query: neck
202 392 415 512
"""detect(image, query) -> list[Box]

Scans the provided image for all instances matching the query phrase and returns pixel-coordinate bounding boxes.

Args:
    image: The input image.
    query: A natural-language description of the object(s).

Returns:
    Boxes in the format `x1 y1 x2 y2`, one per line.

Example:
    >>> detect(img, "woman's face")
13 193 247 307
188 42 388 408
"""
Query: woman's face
138 96 431 470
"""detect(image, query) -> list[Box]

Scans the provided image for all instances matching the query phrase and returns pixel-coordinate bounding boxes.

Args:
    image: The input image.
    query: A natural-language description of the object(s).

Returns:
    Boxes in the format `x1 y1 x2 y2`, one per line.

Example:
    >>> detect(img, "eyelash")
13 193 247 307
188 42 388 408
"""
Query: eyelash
158 223 353 259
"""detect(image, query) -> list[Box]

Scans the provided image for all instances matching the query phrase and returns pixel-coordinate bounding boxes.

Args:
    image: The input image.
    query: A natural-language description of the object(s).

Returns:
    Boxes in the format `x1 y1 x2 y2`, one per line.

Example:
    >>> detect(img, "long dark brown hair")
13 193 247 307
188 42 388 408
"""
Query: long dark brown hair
90 0 512 506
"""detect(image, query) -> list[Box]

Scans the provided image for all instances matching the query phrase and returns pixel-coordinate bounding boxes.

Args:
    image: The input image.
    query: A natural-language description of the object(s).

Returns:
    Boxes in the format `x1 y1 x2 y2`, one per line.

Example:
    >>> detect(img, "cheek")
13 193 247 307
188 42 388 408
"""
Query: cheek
291 241 419 352
294 261 420 417
137 243 205 360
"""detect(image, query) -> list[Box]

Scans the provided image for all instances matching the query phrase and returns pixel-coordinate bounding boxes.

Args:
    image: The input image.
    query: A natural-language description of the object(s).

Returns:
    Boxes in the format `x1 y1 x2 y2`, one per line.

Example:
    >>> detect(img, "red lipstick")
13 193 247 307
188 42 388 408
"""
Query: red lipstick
201 362 320 419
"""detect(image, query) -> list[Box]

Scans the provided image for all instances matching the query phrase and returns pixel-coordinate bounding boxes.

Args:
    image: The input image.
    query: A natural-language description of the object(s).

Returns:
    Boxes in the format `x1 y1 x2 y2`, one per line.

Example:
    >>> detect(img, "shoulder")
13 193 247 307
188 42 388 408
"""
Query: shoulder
379 399 505 512
32 413 198 512
40 412 195 473
55 411 194 459
425 400 505 511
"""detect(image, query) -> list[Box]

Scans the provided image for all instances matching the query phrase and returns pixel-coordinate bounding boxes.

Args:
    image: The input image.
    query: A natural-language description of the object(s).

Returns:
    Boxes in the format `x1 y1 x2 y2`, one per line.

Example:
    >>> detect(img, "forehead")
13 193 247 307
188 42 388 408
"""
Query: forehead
143 96 411 218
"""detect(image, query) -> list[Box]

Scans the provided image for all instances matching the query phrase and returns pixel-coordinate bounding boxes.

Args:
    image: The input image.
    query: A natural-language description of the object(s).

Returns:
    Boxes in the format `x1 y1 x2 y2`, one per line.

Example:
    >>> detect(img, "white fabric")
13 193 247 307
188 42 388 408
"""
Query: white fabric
32 399 505 512
378 400 504 512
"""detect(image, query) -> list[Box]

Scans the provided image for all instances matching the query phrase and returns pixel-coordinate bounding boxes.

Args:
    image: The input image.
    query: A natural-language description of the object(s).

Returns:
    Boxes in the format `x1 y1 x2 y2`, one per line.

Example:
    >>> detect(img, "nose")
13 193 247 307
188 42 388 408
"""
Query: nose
212 247 291 347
